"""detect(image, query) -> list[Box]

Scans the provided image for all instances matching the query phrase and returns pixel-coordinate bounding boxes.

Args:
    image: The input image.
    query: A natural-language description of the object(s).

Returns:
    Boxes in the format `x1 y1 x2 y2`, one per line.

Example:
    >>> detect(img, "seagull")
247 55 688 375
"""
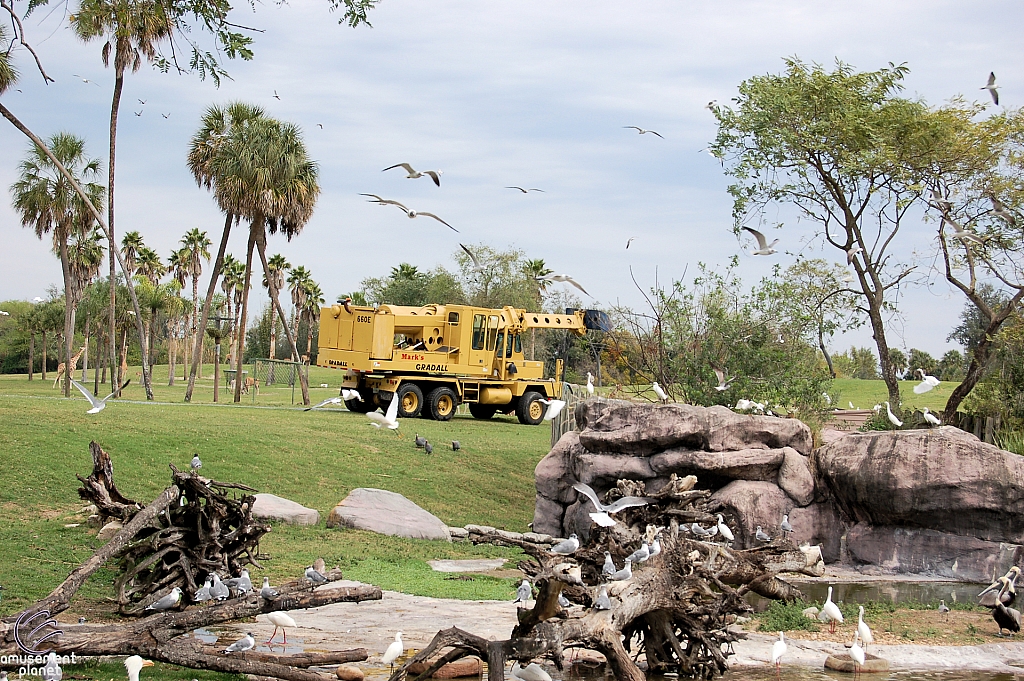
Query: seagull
124 656 154 681
558 593 571 608
923 407 941 426
781 514 794 534
138 99 147 105
857 605 874 650
134 111 142 116
756 526 771 542
511 662 552 681
607 558 633 582
549 534 580 555
821 585 844 633
539 398 566 420
305 566 329 585
210 573 230 601
414 434 427 448
572 482 649 527
649 537 661 557
225 568 252 594
514 579 532 604
42 653 62 681
913 368 940 394
706 525 719 538
716 514 734 542
382 631 404 672
72 74 101 86
652 381 669 402
265 611 297 644
990 195 1017 226
383 163 441 186
691 523 710 537
741 226 779 255
626 237 635 249
71 379 130 414
161 113 170 118
593 585 612 610
538 273 589 296
712 368 735 392
626 543 650 564
942 216 987 245
602 551 616 576
305 396 342 411
460 243 485 273
190 455 202 470
360 195 458 232
506 186 545 193
884 401 903 428
850 631 866 671
273 90 281 100
623 125 663 138
451 440 461 451
317 123 323 129
146 587 182 611
367 392 401 432
193 577 212 602
982 72 999 105
772 632 786 674
846 245 863 264
260 577 279 600
224 632 255 654
938 599 950 616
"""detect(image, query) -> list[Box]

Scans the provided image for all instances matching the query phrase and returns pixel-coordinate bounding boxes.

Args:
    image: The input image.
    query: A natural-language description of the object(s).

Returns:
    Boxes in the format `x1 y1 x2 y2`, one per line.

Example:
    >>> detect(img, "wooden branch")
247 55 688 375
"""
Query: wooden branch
196 646 368 667
77 441 142 520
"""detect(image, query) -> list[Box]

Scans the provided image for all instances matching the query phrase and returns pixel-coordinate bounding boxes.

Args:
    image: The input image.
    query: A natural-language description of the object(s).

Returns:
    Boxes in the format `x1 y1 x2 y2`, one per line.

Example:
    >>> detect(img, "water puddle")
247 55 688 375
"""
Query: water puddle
748 582 986 611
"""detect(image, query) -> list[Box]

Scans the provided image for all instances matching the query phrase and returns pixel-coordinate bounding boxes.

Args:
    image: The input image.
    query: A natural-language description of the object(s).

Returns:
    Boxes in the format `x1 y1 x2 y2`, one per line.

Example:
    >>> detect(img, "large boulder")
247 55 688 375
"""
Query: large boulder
710 480 793 548
650 447 785 482
573 453 657 487
252 493 320 526
326 488 450 541
776 448 815 507
535 431 585 503
532 494 565 538
787 501 845 563
814 426 1024 544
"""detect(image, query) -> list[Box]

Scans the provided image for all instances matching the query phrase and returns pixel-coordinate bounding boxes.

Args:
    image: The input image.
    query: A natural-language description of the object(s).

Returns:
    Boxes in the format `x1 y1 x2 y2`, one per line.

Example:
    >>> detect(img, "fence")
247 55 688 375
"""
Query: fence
550 382 587 448
249 358 308 404
951 412 1003 445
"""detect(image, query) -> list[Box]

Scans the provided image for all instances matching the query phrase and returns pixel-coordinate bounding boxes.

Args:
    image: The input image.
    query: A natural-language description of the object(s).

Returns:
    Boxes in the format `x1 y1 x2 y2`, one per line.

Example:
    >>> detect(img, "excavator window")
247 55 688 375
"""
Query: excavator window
505 333 515 358
448 312 460 325
486 315 499 350
513 333 522 356
472 314 485 350
494 331 504 356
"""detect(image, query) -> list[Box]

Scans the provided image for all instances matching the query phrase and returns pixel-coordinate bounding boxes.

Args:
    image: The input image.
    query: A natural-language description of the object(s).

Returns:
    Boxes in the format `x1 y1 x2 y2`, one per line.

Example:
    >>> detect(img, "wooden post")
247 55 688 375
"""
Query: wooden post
985 417 995 444
974 416 983 439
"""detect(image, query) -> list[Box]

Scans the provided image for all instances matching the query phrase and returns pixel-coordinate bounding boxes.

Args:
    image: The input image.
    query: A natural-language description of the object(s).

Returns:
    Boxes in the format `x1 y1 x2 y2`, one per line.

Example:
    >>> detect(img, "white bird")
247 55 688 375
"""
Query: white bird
382 631 404 672
884 401 903 428
360 194 457 232
607 558 632 582
857 605 874 650
549 534 580 555
539 398 566 420
265 611 297 644
982 71 1000 105
194 576 212 602
225 568 252 594
717 515 734 542
42 652 62 681
538 273 589 296
652 381 669 403
741 226 779 255
821 585 844 633
626 543 650 564
260 577 279 600
706 525 719 538
367 392 401 432
382 163 441 186
623 125 663 138
823 392 832 406
781 514 794 534
923 407 941 426
146 586 182 611
942 216 987 245
124 656 154 681
990 195 1016 226
305 566 329 585
558 593 571 608
850 631 865 670
873 404 882 414
514 579 532 604
712 368 735 392
649 538 661 557
849 401 856 409
225 632 255 654
190 454 202 470
305 396 342 411
938 599 950 615
341 388 363 402
691 523 710 537
593 585 612 610
0 310 8 316
846 245 863 264
460 244 485 273
586 372 595 395
511 662 552 681
913 368 940 394
210 573 230 600
771 632 786 673
72 74 101 86
70 379 130 414
572 482 649 527
602 551 616 576
506 186 545 193
756 526 771 542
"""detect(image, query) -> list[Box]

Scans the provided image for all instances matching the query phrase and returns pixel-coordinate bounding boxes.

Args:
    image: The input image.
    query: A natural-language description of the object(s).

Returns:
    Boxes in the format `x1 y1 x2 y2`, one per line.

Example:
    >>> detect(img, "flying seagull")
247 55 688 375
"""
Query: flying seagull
317 123 323 129
360 195 457 232
506 186 544 193
71 379 130 414
224 632 255 654
305 396 342 411
138 99 147 105
460 244 485 273
538 273 589 296
572 482 649 527
341 388 363 402
982 72 999 105
72 74 101 86
273 90 281 100
134 111 142 116
941 216 987 245
741 226 778 255
367 392 401 433
383 163 441 187
624 126 664 138
990 195 1017 226
161 113 170 118
626 237 635 249
712 367 734 392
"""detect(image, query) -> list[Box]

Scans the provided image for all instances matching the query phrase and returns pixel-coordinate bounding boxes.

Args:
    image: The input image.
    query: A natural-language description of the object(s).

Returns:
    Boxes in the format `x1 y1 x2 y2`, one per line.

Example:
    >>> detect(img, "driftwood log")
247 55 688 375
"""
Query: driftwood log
395 475 821 681
2 444 383 681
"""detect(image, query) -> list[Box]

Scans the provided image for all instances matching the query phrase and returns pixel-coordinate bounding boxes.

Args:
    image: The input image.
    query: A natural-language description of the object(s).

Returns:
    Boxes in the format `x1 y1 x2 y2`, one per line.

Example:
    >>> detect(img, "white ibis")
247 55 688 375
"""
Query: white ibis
821 586 844 634
265 611 297 644
771 631 786 675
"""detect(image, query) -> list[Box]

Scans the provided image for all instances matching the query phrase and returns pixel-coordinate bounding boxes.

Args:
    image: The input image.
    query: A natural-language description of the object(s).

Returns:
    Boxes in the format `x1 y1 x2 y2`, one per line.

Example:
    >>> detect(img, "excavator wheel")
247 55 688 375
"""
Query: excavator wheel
426 387 458 421
516 391 545 426
396 383 424 418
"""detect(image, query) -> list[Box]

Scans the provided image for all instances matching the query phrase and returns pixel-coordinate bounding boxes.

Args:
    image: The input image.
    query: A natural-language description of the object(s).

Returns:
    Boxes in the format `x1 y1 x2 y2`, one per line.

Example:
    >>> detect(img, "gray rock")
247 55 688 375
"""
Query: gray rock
777 447 815 506
814 426 1024 544
326 488 450 541
650 447 785 481
532 494 565 538
535 431 584 503
703 407 812 456
710 480 793 548
573 453 656 487
563 499 595 544
252 493 320 526
427 559 506 573
787 502 845 563
448 526 469 539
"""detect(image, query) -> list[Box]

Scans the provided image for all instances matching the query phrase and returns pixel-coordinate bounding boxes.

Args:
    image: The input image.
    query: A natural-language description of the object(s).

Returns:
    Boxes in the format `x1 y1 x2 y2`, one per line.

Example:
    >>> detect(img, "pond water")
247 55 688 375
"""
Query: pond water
746 581 987 611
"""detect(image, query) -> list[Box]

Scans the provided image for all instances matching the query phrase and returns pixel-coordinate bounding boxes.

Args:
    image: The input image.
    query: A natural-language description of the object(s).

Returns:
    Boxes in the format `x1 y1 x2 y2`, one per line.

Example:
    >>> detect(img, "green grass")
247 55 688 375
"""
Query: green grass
0 367 549 616
35 658 246 681
831 378 955 412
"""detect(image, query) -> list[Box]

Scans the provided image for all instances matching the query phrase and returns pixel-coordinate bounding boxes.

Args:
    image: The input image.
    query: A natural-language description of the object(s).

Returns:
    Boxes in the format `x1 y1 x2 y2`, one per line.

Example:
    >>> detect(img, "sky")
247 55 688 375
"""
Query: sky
1 0 1020 358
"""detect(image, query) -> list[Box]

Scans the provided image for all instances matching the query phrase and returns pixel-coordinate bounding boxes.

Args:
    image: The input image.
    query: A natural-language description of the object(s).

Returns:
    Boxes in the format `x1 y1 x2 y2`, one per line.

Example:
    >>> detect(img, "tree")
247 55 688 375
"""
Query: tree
712 59 962 417
135 246 165 286
523 257 553 360
301 281 325 360
68 227 106 379
167 248 189 384
287 265 312 357
907 348 937 378
10 132 105 397
782 259 861 378
888 348 907 379
936 349 966 382
179 227 211 375
120 230 144 279
262 254 290 359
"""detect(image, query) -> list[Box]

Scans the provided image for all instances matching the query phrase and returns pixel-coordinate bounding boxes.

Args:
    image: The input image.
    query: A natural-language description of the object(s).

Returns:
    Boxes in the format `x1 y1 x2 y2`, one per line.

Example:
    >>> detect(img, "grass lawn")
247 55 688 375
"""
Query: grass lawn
830 378 955 412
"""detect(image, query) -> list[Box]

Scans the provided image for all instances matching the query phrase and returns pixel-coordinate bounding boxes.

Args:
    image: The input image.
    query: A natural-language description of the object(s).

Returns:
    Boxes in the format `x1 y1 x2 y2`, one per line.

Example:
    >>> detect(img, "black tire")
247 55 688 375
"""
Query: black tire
469 403 498 419
426 386 458 421
395 383 424 418
516 390 546 426
344 390 377 413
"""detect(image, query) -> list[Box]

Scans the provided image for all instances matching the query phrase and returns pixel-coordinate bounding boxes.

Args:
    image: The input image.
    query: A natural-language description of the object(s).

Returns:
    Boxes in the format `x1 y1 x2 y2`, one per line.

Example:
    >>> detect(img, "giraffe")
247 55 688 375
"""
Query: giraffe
54 345 87 388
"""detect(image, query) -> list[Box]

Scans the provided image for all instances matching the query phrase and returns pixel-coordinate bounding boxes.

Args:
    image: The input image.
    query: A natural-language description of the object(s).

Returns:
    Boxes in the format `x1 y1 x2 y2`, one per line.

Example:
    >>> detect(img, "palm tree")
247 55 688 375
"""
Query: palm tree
0 25 16 95
184 102 265 402
135 277 175 382
301 280 325 361
120 230 144 278
262 253 290 360
10 132 105 397
179 227 211 375
71 0 172 394
225 258 246 366
166 247 189 383
135 246 165 285
522 258 553 360
68 227 106 380
287 265 311 356
206 113 320 404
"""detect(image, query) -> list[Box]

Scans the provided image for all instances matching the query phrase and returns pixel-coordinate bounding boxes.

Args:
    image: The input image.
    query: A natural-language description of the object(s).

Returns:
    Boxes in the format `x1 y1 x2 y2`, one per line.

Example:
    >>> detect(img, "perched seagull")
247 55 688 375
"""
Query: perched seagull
586 372 595 395
691 523 711 537
990 195 1017 226
607 558 633 582
626 237 635 249
572 482 649 527
846 245 863 264
558 593 571 608
623 125 664 138
305 396 342 411
71 379 130 414
511 662 553 681
538 273 589 296
884 401 903 428
514 579 532 604
146 587 182 611
626 543 650 564
190 454 202 470
756 526 771 542
772 632 786 674
982 72 1000 105
224 632 255 654
923 407 941 426
42 653 62 681
857 605 874 650
210 573 230 601
706 525 719 538
194 576 212 602
451 440 461 451
383 163 441 186
367 393 401 433
124 656 154 681
265 611 297 644
414 434 427 448
942 216 987 245
225 568 252 594
649 537 662 557
939 600 950 618
781 514 794 534
305 566 329 585
506 186 545 193
459 244 485 274
382 631 404 672
717 514 734 542
593 585 613 610
821 585 844 634
360 194 457 232
539 398 567 420
652 381 669 403
260 577 279 600
712 368 735 392
602 551 616 576
741 226 779 255
913 368 940 394
549 534 580 555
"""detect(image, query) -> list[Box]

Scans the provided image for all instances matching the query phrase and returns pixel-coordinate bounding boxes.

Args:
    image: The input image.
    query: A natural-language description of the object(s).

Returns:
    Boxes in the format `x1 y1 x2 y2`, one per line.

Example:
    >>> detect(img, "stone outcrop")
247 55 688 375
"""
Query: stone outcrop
252 493 320 526
327 488 450 541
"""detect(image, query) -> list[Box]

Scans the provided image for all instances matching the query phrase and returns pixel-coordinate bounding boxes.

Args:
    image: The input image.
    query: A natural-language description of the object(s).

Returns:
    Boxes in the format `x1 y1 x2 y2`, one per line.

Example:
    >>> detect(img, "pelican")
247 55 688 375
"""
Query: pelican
741 226 778 255
994 599 1022 636
716 515 734 542
538 273 589 296
857 605 874 650
71 379 131 414
652 381 668 403
382 163 441 186
923 407 941 426
367 393 401 433
982 71 999 105
913 368 940 394
382 631 404 672
572 482 649 527
511 662 553 681
979 568 1020 607
586 372 595 395
623 126 663 138
265 611 297 644
124 656 154 681
821 585 844 633
771 632 786 674
884 401 902 428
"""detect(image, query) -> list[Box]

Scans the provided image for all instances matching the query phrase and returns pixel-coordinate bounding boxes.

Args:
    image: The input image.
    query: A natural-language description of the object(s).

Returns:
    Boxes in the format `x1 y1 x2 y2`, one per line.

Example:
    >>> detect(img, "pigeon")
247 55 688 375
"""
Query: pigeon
781 515 794 534
982 72 999 105
572 482 649 527
260 577 279 600
383 163 441 186
224 632 255 654
602 551 616 576
756 526 772 542
451 440 461 451
549 534 580 555
424 442 433 455
191 455 202 470
607 558 633 582
305 566 329 585
741 226 778 255
194 576 212 602
210 573 230 601
514 579 532 604
414 434 427 448
626 543 650 564
623 125 664 138
146 587 182 611
593 586 612 610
